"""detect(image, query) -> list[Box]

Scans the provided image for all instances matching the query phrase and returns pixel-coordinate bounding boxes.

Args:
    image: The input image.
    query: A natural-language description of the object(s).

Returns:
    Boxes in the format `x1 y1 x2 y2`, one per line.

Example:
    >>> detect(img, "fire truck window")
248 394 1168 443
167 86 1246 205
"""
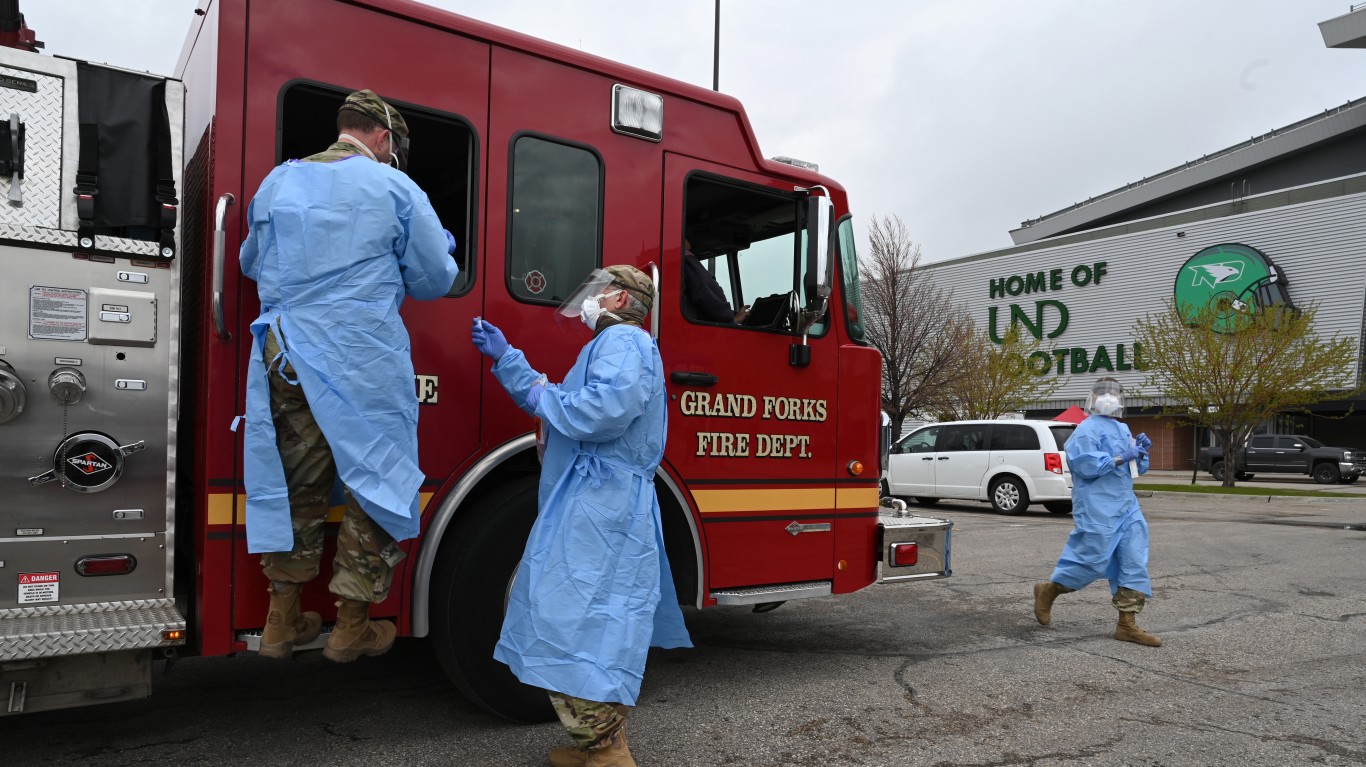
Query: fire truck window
507 136 602 305
684 174 827 335
277 83 476 296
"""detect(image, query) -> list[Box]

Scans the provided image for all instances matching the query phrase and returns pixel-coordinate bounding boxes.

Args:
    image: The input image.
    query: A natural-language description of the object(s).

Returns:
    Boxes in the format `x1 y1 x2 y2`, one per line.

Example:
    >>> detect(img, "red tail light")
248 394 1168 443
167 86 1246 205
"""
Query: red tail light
75 554 137 576
891 542 918 567
1045 453 1064 474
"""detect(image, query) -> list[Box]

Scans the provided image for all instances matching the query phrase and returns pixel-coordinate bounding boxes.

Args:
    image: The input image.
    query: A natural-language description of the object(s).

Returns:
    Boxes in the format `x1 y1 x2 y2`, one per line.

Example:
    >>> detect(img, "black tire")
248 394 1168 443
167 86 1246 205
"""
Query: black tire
1313 462 1340 485
1044 501 1072 515
912 497 940 506
1210 461 1227 482
430 476 554 723
1235 472 1254 482
989 476 1029 515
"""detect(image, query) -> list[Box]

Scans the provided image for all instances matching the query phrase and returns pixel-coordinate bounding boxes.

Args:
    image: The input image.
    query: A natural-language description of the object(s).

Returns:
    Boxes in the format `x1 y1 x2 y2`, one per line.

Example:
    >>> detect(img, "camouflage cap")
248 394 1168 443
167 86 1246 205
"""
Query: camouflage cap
605 264 654 312
339 89 409 138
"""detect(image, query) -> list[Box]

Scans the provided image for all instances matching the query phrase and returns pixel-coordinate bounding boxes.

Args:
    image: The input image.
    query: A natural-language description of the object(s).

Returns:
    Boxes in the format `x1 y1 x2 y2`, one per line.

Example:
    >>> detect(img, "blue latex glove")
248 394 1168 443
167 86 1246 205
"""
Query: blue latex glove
471 318 508 360
1135 433 1152 453
525 383 545 411
1118 445 1143 464
443 229 457 255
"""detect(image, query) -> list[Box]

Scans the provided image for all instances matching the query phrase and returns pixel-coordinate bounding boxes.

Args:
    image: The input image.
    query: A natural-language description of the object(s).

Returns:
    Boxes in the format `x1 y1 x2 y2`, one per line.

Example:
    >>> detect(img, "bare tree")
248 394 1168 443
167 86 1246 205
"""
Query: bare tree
861 215 973 437
1134 299 1362 487
939 324 1064 420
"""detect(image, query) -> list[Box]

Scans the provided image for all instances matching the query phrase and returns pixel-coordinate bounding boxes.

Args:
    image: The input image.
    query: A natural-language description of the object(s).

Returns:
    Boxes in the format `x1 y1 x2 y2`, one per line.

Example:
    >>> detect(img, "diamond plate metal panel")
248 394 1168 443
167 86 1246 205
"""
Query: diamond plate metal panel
0 599 186 660
0 224 162 255
0 65 63 229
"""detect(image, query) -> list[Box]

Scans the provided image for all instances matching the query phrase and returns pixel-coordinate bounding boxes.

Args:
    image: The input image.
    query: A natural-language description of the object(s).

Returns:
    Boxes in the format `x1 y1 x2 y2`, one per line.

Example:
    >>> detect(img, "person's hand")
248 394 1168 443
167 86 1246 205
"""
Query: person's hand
525 383 545 411
1135 433 1152 453
471 318 508 359
443 229 457 255
1118 445 1142 464
734 306 750 324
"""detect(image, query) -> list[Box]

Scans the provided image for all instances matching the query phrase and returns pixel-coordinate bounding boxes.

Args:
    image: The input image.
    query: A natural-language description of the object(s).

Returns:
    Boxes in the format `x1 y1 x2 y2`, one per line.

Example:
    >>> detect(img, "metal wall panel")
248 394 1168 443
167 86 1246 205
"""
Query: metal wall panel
925 189 1366 407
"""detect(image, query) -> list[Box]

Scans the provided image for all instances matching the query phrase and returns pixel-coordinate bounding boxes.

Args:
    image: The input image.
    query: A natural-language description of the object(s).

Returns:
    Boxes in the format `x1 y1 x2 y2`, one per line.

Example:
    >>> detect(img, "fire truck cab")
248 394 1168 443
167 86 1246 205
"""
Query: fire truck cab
0 0 950 720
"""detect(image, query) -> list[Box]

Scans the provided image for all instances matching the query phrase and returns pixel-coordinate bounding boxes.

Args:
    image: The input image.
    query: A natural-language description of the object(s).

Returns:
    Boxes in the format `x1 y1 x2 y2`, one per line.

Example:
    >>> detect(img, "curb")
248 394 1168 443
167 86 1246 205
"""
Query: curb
1135 489 1366 504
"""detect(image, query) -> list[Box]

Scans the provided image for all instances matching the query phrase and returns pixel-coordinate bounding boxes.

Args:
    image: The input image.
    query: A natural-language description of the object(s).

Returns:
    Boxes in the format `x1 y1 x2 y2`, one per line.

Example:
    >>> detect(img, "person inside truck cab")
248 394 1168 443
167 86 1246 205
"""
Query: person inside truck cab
682 239 749 324
239 89 459 664
471 265 691 767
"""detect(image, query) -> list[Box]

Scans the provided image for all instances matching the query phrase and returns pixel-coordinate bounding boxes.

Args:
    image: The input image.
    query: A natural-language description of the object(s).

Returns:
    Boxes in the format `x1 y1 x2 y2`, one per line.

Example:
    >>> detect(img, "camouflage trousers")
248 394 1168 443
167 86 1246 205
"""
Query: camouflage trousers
1052 583 1147 613
549 692 630 751
258 328 405 604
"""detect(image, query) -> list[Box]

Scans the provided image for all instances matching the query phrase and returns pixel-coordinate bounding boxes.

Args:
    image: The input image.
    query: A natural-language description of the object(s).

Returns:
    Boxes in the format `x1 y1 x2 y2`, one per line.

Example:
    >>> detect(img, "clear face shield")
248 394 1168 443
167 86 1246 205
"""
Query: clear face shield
1085 379 1125 418
556 268 625 330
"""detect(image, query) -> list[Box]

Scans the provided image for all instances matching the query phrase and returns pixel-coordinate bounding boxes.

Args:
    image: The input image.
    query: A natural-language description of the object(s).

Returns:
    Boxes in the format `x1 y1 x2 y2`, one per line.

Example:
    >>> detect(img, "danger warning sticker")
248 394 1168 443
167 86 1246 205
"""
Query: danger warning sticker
18 571 59 604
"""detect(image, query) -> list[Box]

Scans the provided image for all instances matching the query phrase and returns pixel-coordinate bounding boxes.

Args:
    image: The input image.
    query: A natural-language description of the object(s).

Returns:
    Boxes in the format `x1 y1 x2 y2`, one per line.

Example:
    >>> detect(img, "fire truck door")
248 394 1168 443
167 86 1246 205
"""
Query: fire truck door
233 1 489 628
662 155 838 590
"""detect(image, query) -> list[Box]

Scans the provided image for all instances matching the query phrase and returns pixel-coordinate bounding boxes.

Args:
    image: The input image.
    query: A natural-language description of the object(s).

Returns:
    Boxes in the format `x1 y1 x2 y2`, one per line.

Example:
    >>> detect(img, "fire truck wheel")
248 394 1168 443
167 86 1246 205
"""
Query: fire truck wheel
429 476 555 723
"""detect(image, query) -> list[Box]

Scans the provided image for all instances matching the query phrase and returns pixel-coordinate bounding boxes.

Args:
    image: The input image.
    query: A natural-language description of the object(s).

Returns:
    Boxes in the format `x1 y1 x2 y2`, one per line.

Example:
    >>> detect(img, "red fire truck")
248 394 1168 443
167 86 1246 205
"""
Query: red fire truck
0 0 950 720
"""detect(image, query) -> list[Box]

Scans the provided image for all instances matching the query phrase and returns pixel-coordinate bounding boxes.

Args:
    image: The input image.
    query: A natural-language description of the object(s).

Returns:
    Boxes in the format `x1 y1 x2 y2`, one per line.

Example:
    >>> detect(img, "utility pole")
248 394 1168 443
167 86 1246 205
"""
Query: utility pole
712 0 720 91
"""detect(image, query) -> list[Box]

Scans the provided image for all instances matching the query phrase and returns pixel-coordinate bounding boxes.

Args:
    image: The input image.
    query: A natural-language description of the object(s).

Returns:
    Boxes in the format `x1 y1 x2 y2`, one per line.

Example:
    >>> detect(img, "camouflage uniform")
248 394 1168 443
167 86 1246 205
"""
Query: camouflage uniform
258 327 405 603
1048 583 1146 613
549 692 630 751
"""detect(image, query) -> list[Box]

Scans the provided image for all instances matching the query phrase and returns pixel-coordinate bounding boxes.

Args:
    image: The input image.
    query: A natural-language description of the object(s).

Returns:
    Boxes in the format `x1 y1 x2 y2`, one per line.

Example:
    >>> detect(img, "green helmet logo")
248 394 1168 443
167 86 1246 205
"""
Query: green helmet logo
1173 243 1293 332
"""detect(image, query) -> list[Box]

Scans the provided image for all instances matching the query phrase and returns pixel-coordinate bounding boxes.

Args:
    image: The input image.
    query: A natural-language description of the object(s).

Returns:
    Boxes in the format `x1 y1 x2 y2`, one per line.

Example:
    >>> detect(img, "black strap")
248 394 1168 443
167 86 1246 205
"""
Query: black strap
75 121 98 251
151 81 177 258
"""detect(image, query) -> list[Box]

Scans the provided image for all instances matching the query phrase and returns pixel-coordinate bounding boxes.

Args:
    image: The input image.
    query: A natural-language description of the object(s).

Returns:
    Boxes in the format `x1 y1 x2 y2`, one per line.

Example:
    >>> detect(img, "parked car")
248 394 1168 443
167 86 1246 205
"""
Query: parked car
1198 434 1364 484
885 419 1075 514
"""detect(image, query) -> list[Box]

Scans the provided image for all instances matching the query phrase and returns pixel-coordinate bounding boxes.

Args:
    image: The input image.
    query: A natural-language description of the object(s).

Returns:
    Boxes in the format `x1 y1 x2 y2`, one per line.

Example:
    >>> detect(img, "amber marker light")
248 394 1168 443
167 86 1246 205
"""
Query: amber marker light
161 630 185 641
837 559 848 571
847 460 865 476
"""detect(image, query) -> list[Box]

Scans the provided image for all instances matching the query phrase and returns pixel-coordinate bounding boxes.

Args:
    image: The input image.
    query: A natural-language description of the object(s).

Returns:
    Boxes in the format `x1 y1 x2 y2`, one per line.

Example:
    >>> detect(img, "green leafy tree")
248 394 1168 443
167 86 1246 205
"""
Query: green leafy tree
1134 299 1361 487
939 324 1064 420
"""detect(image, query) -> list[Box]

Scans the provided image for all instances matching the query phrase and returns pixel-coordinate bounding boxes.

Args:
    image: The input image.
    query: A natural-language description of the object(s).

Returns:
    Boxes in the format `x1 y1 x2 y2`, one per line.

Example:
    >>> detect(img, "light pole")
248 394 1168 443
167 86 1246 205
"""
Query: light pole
712 0 720 91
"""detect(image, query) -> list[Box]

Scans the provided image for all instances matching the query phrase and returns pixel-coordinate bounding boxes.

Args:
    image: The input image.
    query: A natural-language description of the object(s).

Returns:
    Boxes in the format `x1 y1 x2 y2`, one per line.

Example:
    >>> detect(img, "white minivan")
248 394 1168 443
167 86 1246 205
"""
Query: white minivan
886 419 1075 514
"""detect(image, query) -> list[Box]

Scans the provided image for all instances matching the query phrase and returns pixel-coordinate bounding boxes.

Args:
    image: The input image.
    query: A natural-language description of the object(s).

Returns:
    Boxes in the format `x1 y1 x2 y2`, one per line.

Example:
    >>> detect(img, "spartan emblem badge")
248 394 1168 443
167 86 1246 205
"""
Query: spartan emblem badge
67 452 114 475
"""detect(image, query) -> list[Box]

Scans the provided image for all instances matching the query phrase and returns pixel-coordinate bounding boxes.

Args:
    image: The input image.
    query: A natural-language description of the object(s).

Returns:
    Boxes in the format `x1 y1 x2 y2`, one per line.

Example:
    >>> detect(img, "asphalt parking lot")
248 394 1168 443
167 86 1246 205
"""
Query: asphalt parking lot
7 491 1365 766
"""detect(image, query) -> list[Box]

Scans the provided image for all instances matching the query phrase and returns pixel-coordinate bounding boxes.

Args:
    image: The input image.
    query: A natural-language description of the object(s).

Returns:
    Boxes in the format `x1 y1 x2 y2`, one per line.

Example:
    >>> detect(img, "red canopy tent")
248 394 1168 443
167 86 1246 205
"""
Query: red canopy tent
1052 405 1088 425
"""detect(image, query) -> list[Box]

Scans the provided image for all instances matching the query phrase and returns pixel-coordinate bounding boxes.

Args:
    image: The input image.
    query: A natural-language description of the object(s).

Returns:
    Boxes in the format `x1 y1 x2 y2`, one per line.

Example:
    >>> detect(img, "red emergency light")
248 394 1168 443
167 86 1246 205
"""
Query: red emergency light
1045 453 1064 475
75 554 137 576
890 542 918 567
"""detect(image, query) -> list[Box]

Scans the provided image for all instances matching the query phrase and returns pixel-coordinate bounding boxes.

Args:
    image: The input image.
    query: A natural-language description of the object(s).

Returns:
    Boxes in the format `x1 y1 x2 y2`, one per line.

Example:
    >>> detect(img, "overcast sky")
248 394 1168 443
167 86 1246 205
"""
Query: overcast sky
28 0 1366 262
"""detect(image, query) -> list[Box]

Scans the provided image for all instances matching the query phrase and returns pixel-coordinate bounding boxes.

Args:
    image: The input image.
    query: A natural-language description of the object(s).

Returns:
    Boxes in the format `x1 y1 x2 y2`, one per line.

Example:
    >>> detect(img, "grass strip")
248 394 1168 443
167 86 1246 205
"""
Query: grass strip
1137 483 1360 498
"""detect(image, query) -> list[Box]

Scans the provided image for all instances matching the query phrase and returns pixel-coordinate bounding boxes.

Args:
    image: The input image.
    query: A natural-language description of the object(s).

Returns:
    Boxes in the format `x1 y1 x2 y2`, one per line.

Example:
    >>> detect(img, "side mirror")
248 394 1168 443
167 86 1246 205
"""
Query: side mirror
801 192 834 332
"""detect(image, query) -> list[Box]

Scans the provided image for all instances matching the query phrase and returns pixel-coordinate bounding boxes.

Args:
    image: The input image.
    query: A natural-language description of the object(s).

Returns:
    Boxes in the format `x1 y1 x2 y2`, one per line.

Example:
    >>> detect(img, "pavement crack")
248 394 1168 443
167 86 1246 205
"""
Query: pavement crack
320 721 373 742
1118 716 1366 763
929 735 1123 767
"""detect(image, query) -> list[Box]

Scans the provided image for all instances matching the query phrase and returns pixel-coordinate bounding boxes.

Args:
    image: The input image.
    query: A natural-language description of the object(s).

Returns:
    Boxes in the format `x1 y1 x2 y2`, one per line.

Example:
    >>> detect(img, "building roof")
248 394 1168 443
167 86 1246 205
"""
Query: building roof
1008 95 1366 245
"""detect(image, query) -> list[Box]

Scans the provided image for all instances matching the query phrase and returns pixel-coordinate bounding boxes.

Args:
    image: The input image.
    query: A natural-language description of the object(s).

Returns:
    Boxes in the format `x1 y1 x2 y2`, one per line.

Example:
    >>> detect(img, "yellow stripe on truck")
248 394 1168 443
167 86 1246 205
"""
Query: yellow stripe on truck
692 488 836 514
206 493 436 526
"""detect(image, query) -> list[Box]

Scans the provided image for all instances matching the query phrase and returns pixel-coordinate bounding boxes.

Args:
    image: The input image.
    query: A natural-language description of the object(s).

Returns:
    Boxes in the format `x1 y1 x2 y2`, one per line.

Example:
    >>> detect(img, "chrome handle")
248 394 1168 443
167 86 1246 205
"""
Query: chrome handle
212 193 235 342
648 261 660 340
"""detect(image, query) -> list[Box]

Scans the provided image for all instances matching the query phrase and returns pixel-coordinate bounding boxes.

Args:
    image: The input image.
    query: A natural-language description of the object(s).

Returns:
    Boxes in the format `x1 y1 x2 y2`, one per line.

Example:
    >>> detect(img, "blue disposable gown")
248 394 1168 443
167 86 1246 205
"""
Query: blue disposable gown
491 324 692 705
1050 414 1152 596
239 155 458 553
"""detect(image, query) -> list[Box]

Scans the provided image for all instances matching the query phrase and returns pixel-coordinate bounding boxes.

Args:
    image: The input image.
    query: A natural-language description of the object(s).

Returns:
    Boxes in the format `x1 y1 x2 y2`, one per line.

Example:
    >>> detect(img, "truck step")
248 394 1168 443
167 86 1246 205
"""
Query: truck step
0 599 186 661
710 580 832 605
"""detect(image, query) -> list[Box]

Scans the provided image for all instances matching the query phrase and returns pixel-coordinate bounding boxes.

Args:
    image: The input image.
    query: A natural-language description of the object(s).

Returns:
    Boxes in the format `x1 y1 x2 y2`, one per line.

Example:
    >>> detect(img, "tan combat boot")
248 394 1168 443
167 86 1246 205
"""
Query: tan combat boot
322 598 396 662
259 582 322 659
549 728 630 767
583 728 636 767
1114 611 1163 647
1033 581 1064 625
